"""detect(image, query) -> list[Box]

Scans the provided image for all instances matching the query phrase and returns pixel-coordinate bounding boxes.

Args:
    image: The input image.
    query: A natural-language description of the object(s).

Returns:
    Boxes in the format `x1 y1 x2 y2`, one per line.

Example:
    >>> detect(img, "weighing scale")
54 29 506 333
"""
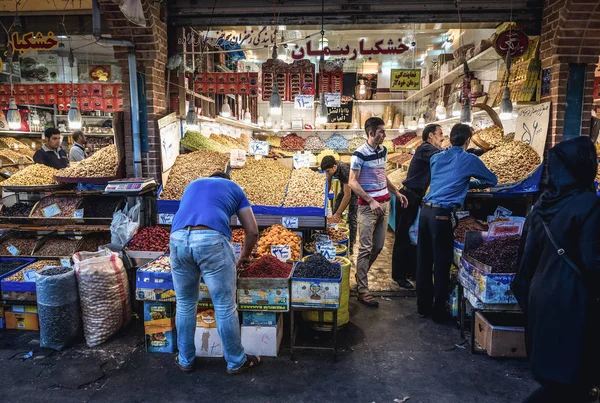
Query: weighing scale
105 178 157 193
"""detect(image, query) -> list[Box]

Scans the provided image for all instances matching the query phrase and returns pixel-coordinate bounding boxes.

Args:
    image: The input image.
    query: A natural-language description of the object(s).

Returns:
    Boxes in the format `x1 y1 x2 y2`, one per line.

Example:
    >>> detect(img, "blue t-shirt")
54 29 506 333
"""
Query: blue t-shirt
171 177 251 238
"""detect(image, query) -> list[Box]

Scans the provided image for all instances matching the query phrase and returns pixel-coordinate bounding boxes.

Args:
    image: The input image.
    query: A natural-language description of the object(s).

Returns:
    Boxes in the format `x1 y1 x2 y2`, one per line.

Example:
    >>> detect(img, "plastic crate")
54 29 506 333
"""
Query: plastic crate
291 261 342 308
0 257 38 293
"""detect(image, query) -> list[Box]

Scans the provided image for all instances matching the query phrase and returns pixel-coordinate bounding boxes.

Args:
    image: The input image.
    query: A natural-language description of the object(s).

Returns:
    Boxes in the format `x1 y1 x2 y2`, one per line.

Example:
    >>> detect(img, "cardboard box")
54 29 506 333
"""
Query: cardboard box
241 314 283 357
198 282 213 308
194 327 223 357
5 312 39 330
135 288 176 302
143 301 175 327
196 308 216 328
474 311 526 358
242 311 277 327
145 325 176 353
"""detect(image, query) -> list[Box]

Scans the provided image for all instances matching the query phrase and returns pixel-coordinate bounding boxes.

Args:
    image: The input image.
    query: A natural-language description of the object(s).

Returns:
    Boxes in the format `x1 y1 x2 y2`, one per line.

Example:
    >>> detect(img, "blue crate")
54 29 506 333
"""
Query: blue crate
136 255 173 290
459 257 516 305
0 258 38 293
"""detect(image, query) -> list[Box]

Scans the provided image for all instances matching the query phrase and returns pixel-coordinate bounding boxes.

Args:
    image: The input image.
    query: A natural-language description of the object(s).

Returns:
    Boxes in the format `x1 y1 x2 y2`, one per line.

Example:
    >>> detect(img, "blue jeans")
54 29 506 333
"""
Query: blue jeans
170 229 246 370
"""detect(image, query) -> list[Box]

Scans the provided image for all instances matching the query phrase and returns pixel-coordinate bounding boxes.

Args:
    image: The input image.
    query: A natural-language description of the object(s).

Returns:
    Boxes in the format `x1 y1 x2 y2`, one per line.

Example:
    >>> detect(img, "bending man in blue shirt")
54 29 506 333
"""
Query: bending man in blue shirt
417 124 497 322
170 172 261 374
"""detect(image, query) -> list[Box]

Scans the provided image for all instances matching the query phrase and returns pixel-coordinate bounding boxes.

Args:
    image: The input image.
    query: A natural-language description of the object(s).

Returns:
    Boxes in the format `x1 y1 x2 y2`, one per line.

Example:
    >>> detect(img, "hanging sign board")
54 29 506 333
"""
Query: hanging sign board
158 113 181 173
494 29 529 59
324 93 341 108
390 69 421 91
294 95 314 110
515 102 550 159
327 99 353 124
7 32 59 55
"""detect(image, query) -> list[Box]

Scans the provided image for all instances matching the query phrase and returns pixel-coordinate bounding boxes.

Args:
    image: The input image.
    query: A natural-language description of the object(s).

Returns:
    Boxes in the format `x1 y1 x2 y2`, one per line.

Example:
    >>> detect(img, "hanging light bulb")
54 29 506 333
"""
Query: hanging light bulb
451 99 462 117
399 123 406 134
358 79 367 95
460 97 473 126
221 102 232 118
315 93 328 125
408 117 418 131
185 101 199 131
6 97 21 130
269 78 282 115
499 87 513 120
30 109 40 126
435 102 447 120
67 97 82 130
417 115 426 129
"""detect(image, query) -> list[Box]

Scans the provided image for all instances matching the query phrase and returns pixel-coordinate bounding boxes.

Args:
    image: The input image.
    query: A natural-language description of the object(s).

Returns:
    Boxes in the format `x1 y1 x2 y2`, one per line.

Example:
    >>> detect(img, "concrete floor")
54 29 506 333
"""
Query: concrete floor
0 297 538 403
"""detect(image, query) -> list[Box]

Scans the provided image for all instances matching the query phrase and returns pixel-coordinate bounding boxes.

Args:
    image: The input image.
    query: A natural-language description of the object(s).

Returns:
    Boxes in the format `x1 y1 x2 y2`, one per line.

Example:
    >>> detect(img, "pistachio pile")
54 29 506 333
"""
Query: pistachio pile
474 125 507 149
210 134 245 150
0 149 33 163
57 145 118 178
3 260 60 282
1 164 58 187
181 131 229 153
0 137 36 158
230 158 290 206
160 150 230 200
480 141 540 185
283 168 326 208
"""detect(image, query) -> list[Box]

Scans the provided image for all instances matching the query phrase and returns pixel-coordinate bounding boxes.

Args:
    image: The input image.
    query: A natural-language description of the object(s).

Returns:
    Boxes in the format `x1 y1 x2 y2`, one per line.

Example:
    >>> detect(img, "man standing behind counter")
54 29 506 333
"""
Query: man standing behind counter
417 123 497 322
69 131 88 162
33 128 69 169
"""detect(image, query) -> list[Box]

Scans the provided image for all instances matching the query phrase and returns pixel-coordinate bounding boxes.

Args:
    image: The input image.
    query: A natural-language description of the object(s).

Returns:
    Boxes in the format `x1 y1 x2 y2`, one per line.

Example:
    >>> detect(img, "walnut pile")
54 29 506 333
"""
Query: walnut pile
159 150 230 200
474 125 507 149
480 141 540 185
230 158 290 206
283 168 326 207
56 145 118 178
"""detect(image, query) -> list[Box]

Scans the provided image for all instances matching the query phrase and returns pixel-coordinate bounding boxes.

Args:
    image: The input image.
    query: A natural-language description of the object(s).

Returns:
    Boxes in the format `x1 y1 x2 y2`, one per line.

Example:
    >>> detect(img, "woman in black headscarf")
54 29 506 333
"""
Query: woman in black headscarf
512 136 600 402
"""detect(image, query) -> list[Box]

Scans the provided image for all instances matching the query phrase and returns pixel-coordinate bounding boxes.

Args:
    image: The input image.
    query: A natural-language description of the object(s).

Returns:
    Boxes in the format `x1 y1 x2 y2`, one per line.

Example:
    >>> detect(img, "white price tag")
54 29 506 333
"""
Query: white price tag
494 206 513 218
61 258 71 267
232 242 243 261
271 245 291 262
6 244 19 256
229 149 247 168
158 213 175 225
488 221 525 237
282 216 299 229
327 223 339 229
294 95 314 110
324 93 341 107
73 209 84 219
455 211 470 219
23 270 37 282
314 234 330 243
248 140 270 156
293 153 311 169
42 203 62 218
318 245 337 261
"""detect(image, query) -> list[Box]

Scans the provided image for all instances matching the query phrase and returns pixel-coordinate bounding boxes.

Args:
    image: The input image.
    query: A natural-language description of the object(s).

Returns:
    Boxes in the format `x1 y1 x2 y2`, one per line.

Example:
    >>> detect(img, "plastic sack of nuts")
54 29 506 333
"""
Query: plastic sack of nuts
36 266 82 350
73 250 131 347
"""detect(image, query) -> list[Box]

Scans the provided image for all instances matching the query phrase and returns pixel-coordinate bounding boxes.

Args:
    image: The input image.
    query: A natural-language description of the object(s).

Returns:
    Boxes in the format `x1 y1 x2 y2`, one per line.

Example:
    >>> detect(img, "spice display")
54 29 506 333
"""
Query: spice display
0 237 38 255
231 158 290 206
31 196 83 218
256 225 301 261
266 136 281 148
3 260 60 281
160 150 230 200
325 134 349 152
280 133 305 151
0 202 33 217
303 135 326 152
348 136 366 151
1 164 58 187
35 236 78 256
467 235 521 273
0 259 31 276
304 241 346 254
474 126 506 149
77 233 112 252
316 150 340 165
480 141 541 185
393 132 417 146
181 130 229 153
56 145 118 178
453 216 489 243
293 254 341 279
127 226 170 252
79 196 121 218
139 255 170 272
239 255 292 278
283 168 326 208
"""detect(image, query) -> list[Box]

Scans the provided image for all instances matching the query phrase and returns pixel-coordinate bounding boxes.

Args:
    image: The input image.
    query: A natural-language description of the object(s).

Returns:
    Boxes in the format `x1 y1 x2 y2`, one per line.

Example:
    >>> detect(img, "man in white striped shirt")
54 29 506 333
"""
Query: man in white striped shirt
349 117 409 307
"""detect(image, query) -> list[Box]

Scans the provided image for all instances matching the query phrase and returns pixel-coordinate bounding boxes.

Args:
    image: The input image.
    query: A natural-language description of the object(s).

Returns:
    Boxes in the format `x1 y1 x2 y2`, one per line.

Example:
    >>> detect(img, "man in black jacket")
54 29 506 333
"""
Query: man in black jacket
33 128 69 169
391 124 444 289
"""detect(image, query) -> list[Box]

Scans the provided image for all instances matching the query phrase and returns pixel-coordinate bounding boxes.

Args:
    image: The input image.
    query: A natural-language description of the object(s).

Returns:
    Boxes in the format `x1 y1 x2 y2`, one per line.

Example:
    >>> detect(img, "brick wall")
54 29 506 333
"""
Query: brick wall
541 0 600 145
97 0 167 179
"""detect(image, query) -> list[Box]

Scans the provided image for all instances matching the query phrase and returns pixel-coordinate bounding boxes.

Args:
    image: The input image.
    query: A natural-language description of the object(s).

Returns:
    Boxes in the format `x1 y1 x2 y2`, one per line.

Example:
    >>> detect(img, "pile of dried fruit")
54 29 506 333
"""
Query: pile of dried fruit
256 224 301 261
56 145 118 178
128 226 170 252
3 260 60 281
0 237 37 255
239 255 292 278
210 134 245 150
266 136 281 148
80 196 121 217
283 168 326 207
31 196 83 218
304 241 345 254
140 255 170 272
453 216 489 243
181 131 229 153
383 140 394 150
466 235 521 273
348 136 366 151
474 125 507 149
231 158 290 206
0 202 33 217
327 215 343 224
1 164 58 187
480 141 541 185
303 135 326 152
404 137 423 149
325 134 349 152
34 236 78 256
280 133 305 151
293 254 340 279
77 233 112 252
160 150 230 200
393 132 417 146
0 259 31 276
231 228 245 244
389 153 413 165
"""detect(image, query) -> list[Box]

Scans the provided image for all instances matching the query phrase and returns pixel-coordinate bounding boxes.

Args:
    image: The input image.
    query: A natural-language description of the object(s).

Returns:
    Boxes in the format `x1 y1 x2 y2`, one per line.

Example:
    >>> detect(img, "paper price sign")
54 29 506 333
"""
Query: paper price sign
455 211 470 219
494 206 513 218
158 213 175 225
327 223 339 229
73 209 84 219
294 95 314 110
61 258 71 268
248 140 270 156
230 149 247 168
42 203 62 218
23 270 37 282
314 234 330 243
319 245 337 261
489 220 524 237
271 245 291 262
6 244 19 256
324 93 341 107
293 153 310 169
232 242 243 261
282 216 299 229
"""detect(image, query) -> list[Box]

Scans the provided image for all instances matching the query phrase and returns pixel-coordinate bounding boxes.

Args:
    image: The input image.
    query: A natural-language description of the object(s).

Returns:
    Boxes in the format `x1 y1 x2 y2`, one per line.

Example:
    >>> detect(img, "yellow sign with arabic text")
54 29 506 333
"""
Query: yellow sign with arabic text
390 69 422 91
8 32 59 55
0 0 91 12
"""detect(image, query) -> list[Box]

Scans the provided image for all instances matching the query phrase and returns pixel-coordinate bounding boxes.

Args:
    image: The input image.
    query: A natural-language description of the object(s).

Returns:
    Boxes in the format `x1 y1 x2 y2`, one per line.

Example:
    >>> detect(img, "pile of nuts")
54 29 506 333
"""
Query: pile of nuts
31 196 83 218
480 141 541 185
266 136 281 148
0 237 38 255
0 202 33 217
327 215 343 224
383 140 394 150
80 196 121 217
0 149 33 163
4 260 60 281
280 133 305 151
210 134 245 150
77 233 112 252
181 131 229 153
453 216 489 243
256 224 301 261
474 125 507 149
283 168 326 207
127 226 170 252
140 255 170 272
387 168 408 189
348 136 366 151
160 150 230 200
35 236 78 256
230 158 290 206
389 153 413 165
319 227 348 242
325 134 349 152
0 137 35 158
86 136 113 154
57 145 118 178
1 164 59 187
303 135 326 152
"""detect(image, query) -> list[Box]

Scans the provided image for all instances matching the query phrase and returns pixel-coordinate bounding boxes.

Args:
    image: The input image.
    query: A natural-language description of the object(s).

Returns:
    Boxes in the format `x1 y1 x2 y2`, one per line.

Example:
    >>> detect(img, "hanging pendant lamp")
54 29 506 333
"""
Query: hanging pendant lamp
6 97 21 130
186 101 199 131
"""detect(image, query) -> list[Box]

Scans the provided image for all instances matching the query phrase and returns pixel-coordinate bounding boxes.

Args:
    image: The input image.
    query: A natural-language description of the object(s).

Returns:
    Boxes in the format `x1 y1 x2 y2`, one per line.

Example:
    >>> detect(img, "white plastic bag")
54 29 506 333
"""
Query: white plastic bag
110 202 141 248
409 207 421 245
119 0 146 27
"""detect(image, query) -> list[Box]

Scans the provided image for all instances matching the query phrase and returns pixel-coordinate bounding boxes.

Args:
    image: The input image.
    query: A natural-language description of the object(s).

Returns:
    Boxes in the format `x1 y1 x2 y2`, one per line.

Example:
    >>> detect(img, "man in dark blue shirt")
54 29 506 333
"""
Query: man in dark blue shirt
391 124 443 289
417 124 497 322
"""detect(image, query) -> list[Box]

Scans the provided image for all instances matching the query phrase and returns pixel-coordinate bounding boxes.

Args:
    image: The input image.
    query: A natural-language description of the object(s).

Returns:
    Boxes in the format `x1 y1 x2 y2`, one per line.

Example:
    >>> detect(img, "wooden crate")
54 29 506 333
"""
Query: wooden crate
474 311 526 358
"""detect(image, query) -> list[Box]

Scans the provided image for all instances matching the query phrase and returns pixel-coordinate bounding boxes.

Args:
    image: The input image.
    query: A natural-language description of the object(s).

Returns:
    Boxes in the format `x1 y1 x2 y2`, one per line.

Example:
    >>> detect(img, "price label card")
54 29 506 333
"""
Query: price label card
158 213 175 225
271 245 291 262
232 242 243 261
23 270 37 282
61 258 71 267
6 244 19 256
294 95 314 110
494 206 513 218
455 211 470 219
327 223 339 229
229 149 247 168
314 234 330 243
293 153 311 169
488 220 525 237
248 140 270 156
282 216 299 229
42 203 62 218
73 209 84 219
324 93 341 107
318 245 337 261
